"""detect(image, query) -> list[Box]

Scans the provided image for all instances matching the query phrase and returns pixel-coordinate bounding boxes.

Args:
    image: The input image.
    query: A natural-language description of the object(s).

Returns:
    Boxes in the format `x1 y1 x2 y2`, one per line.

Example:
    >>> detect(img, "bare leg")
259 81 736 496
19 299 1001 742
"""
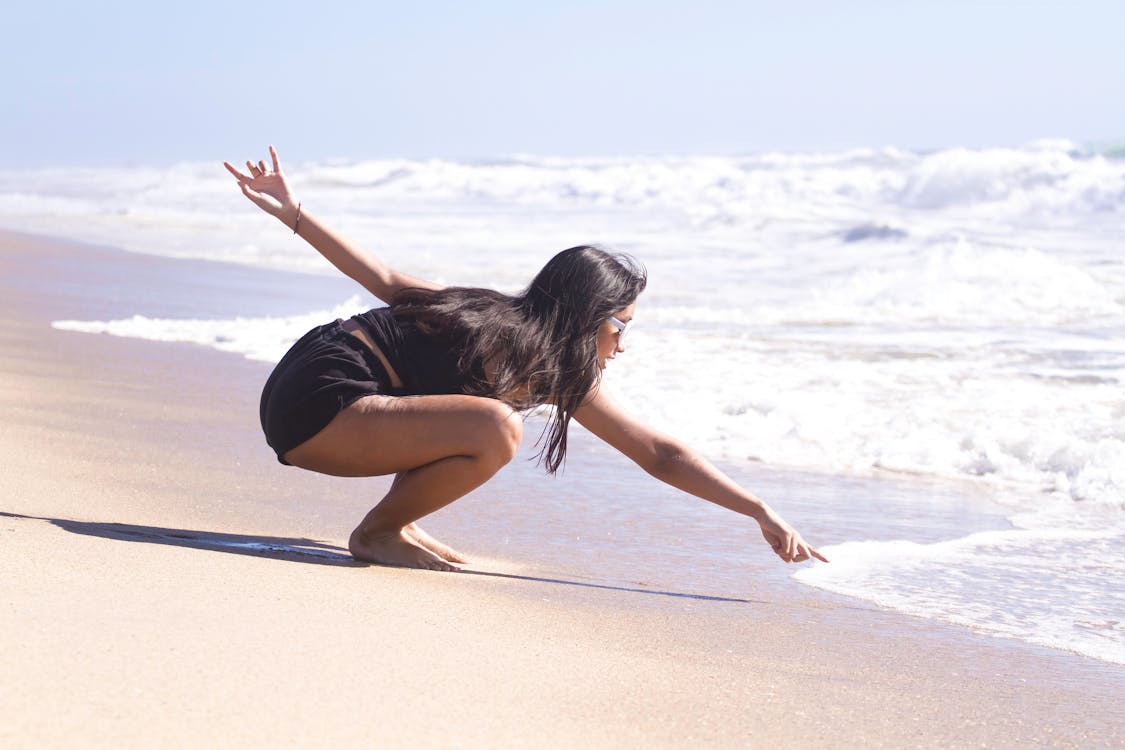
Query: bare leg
284 394 521 571
377 473 468 563
348 455 494 570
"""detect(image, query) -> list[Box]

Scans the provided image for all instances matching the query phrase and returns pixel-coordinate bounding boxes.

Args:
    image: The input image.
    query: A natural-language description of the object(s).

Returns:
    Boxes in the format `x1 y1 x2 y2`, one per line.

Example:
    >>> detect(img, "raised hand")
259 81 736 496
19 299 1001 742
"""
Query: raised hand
223 145 298 221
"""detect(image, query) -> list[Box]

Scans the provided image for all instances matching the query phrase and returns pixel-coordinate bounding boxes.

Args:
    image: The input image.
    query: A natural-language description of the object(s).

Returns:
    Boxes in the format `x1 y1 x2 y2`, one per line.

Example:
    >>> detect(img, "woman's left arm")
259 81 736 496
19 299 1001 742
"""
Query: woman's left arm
224 146 441 304
573 385 827 564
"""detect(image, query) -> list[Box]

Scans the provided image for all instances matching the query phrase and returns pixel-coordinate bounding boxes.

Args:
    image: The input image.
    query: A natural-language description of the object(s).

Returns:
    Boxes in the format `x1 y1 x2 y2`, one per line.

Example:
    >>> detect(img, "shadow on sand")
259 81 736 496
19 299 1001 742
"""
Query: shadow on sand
2 511 758 604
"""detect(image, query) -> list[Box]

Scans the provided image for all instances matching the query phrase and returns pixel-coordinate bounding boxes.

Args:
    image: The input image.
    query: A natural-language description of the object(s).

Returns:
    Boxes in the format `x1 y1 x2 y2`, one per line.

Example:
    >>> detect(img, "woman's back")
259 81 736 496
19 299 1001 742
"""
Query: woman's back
352 307 471 396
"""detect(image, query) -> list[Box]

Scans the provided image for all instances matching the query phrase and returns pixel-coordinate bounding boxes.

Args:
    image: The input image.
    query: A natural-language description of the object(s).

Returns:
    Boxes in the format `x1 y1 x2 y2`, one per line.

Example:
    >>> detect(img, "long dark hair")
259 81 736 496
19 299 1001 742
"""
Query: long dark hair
392 245 647 473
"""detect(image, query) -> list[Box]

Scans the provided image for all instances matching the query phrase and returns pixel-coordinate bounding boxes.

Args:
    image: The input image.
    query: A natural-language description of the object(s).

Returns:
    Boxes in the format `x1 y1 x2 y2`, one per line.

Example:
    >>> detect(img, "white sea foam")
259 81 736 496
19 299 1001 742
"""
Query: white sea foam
14 140 1125 664
795 528 1125 665
52 297 368 363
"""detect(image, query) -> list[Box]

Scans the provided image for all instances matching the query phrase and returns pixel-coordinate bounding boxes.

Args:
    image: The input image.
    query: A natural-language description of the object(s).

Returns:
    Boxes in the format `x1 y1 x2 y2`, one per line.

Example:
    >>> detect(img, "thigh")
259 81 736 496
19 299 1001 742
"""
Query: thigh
282 393 523 477
260 319 401 465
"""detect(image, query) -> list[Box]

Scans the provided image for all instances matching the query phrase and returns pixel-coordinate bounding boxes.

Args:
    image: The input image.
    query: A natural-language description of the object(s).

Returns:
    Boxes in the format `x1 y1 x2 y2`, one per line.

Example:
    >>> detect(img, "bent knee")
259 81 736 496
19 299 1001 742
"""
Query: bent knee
498 408 523 461
475 399 522 465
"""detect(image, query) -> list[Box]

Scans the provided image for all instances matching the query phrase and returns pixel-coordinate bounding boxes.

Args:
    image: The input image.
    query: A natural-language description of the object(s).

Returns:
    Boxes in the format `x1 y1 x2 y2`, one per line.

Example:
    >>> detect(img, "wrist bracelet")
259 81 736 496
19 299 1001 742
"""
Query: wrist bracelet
293 202 302 235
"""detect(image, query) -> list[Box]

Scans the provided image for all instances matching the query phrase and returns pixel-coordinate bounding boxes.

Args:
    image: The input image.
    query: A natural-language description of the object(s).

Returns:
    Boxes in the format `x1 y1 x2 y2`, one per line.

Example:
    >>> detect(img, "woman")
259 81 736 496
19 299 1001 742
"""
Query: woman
225 146 827 572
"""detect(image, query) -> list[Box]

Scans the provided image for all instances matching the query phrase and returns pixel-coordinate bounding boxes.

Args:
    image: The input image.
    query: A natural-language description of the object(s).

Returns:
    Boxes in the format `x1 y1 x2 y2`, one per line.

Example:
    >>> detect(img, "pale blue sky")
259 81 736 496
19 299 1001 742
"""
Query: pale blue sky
4 0 1122 166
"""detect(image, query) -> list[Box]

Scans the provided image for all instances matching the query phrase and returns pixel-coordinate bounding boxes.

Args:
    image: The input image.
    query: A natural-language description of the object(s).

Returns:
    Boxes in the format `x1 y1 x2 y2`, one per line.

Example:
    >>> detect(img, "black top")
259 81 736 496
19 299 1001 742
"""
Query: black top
351 306 473 396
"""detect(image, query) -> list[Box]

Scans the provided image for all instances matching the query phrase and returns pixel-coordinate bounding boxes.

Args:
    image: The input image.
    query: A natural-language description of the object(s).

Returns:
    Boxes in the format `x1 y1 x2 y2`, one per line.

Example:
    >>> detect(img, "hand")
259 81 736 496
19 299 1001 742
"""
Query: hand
758 511 828 564
223 145 298 221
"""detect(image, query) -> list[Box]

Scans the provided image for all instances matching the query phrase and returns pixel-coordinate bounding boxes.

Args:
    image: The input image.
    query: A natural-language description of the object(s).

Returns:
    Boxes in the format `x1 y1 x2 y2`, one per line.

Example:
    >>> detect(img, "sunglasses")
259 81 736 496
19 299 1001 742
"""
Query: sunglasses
609 315 633 343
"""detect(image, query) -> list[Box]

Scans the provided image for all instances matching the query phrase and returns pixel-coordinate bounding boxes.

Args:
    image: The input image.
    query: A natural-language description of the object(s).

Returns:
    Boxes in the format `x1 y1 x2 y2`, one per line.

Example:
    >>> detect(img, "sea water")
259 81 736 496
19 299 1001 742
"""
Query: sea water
3 139 1122 664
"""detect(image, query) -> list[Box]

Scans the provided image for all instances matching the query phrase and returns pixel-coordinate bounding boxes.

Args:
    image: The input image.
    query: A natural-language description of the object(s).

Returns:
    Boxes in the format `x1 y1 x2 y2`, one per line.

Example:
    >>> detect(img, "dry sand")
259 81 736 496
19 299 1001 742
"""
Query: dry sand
2 229 1123 748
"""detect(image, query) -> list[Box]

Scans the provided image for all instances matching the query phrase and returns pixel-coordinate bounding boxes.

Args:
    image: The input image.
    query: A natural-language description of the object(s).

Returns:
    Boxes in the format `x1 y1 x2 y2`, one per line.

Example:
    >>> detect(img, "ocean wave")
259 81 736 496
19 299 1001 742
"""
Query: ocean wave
3 143 1123 267
897 145 1125 214
794 528 1125 665
51 297 368 363
289 141 1124 218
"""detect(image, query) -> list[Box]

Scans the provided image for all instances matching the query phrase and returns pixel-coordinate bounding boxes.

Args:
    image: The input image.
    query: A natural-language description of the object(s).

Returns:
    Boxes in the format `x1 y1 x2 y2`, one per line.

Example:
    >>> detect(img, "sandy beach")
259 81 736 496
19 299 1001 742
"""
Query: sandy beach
2 228 1123 748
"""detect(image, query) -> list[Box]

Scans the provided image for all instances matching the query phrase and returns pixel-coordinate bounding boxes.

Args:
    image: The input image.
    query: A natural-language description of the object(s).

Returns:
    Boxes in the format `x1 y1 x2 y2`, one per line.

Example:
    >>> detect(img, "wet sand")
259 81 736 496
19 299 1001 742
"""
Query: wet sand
2 229 1123 748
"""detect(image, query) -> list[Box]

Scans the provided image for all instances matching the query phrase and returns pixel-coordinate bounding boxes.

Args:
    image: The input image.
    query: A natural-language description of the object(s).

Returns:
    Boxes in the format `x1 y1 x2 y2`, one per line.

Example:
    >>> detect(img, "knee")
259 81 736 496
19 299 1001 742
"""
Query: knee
478 400 522 466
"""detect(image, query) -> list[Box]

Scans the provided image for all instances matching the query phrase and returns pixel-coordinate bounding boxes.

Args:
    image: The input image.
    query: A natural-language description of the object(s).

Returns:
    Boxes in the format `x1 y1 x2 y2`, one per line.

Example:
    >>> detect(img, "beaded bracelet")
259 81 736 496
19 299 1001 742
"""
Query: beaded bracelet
293 202 302 235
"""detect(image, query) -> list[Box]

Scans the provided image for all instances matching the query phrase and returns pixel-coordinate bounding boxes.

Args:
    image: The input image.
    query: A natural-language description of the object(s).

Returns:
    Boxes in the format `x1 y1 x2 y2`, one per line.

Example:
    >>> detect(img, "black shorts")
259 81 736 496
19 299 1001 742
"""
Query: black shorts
259 319 405 465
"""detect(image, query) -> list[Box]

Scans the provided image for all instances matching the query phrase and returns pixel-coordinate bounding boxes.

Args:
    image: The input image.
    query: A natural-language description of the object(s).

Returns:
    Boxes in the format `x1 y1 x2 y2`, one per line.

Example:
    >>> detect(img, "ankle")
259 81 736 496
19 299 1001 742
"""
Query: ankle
351 521 403 543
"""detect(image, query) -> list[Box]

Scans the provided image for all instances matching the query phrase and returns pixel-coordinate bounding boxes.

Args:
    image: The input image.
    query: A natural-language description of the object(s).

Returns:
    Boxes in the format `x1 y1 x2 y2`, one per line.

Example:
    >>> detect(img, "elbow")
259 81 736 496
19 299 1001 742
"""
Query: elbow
643 438 690 481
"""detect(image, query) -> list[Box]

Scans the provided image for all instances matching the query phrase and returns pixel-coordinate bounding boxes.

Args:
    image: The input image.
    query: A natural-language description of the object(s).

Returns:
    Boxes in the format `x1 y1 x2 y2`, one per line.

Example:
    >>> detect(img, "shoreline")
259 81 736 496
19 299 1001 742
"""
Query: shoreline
2 227 1123 747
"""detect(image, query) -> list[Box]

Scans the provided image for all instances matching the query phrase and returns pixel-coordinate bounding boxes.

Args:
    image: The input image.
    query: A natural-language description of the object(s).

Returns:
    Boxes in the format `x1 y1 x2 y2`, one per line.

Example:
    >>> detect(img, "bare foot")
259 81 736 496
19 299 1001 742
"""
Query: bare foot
348 527 458 572
404 522 469 564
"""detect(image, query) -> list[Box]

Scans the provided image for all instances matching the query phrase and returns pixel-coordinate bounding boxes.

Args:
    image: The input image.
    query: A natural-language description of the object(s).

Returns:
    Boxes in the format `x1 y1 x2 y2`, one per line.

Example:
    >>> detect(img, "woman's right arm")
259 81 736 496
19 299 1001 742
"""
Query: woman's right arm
224 146 442 304
573 385 826 565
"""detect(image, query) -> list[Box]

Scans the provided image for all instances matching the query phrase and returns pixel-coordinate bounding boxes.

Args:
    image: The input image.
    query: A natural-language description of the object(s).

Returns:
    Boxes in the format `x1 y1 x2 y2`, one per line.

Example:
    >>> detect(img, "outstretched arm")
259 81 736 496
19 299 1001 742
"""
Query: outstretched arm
573 385 827 564
223 146 441 304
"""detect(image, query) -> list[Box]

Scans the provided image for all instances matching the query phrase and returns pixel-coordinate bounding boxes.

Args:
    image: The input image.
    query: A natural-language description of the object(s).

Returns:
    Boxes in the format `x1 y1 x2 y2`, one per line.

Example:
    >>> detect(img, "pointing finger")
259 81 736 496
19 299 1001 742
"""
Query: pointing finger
811 547 830 563
223 161 249 181
269 145 282 174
